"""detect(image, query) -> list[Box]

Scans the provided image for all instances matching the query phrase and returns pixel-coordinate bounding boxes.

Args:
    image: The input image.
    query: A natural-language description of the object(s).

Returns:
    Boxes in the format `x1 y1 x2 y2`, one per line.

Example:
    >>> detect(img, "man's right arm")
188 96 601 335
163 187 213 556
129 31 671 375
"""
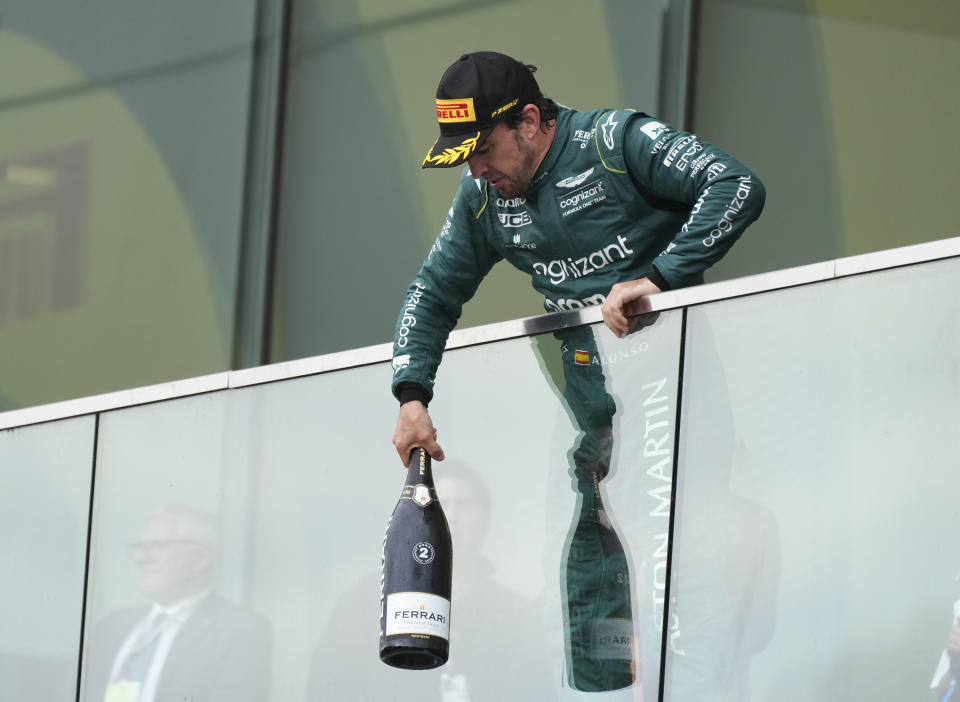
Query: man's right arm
390 176 501 465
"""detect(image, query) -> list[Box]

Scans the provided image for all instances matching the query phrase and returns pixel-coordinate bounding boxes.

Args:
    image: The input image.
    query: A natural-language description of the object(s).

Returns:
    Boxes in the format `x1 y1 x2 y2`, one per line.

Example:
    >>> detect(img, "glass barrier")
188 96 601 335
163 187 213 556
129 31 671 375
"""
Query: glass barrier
664 256 960 701
81 308 682 701
81 393 272 702
9 249 959 700
0 416 95 701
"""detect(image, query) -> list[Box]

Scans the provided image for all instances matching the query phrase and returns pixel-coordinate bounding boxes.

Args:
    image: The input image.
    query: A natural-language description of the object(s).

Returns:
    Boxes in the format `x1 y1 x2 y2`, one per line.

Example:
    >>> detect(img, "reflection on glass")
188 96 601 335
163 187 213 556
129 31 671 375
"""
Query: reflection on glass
667 317 780 702
83 506 272 702
564 466 635 692
436 465 547 698
308 460 547 700
549 324 637 692
0 8 257 409
74 303 683 699
930 579 960 701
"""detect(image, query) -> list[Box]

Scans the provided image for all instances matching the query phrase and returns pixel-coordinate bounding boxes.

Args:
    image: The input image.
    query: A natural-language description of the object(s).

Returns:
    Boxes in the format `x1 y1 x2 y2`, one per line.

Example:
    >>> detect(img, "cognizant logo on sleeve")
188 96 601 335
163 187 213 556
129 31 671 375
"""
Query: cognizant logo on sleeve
396 282 426 348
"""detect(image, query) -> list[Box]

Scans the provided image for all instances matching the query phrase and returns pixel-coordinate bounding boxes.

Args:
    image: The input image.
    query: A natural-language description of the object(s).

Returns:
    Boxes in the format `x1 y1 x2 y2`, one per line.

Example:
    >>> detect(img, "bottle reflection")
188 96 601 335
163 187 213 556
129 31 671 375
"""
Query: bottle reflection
551 325 638 692
83 505 272 702
564 455 636 692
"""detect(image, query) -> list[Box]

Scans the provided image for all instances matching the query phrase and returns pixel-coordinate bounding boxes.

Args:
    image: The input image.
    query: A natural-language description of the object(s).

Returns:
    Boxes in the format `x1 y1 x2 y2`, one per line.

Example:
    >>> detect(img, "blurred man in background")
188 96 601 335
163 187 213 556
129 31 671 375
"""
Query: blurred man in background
83 505 272 702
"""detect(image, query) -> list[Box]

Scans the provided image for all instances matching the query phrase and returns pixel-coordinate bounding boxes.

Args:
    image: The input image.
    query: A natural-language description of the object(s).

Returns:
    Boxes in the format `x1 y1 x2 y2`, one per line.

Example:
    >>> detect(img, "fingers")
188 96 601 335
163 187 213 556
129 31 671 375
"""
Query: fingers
393 401 445 466
602 278 660 338
395 437 445 465
395 441 413 468
602 306 629 339
601 286 632 338
420 436 446 462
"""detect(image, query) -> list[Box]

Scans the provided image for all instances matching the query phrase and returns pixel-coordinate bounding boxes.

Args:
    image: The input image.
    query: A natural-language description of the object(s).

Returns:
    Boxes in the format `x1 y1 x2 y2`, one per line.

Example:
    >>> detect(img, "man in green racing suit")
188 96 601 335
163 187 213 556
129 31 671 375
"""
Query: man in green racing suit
391 51 765 465
389 51 767 694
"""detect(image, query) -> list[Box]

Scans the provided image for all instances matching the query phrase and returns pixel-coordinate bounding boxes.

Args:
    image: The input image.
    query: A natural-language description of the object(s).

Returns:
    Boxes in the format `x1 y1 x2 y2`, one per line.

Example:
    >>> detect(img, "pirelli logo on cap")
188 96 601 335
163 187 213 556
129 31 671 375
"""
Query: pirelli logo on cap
436 98 476 123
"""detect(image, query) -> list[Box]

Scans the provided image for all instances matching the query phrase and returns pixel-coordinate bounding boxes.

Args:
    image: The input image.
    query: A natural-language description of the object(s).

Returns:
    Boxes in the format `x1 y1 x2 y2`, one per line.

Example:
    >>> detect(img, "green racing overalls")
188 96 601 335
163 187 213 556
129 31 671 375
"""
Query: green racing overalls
391 104 764 403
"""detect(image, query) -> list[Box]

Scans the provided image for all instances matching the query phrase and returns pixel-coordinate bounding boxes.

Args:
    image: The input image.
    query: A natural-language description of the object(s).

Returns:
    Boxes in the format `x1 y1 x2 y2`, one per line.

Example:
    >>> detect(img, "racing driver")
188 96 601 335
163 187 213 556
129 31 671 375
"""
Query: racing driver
391 51 765 466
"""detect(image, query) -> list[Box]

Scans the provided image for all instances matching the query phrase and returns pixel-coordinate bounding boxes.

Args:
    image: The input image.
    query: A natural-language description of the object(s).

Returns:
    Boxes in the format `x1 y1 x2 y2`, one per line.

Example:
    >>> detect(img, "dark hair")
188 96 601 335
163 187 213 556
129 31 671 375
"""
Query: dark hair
504 64 558 132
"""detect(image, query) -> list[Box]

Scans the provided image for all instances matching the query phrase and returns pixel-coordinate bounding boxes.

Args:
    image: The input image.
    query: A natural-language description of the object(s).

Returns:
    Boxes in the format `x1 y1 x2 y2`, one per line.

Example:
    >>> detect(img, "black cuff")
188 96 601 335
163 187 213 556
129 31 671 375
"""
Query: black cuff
648 265 672 292
396 383 431 407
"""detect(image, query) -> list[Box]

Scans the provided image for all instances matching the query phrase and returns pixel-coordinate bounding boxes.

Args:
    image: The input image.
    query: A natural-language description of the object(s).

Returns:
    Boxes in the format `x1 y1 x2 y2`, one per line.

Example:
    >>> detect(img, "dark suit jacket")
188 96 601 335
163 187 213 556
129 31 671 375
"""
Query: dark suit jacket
83 594 272 702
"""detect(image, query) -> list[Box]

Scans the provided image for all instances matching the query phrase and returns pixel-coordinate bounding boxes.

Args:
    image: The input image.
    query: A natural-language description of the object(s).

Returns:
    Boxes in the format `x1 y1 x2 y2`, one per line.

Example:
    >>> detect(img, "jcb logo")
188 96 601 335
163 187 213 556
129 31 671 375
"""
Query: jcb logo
498 212 532 228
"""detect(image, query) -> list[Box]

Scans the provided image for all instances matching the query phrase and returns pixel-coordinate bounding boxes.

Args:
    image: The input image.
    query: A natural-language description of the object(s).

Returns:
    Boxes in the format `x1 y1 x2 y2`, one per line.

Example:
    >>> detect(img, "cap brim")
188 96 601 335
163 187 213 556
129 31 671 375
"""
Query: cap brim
421 127 494 169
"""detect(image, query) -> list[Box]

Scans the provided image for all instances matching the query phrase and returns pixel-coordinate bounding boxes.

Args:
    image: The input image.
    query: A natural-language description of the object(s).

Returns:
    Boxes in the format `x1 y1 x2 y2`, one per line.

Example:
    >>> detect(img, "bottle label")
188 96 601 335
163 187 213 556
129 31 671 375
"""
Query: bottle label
385 592 451 639
591 617 634 660
401 484 435 507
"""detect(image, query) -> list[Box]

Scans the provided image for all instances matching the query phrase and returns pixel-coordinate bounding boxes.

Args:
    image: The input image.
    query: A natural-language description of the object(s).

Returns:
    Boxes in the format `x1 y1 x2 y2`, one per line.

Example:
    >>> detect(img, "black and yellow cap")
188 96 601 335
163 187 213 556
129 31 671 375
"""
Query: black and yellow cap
422 52 540 169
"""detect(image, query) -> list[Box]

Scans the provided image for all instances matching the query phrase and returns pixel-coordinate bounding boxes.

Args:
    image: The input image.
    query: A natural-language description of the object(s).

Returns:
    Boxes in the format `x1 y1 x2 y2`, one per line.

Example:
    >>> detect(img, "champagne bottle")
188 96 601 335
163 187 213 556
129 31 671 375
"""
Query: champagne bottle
379 447 453 669
563 467 635 691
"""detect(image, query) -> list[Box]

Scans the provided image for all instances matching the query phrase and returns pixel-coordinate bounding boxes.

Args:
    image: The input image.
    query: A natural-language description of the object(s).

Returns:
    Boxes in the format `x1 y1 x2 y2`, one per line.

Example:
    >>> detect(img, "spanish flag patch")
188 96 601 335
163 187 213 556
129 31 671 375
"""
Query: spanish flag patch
574 350 591 365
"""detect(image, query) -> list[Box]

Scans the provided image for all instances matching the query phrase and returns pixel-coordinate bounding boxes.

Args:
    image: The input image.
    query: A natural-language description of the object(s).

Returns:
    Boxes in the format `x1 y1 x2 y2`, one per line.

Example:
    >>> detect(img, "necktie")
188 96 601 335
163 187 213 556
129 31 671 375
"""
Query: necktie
119 612 170 683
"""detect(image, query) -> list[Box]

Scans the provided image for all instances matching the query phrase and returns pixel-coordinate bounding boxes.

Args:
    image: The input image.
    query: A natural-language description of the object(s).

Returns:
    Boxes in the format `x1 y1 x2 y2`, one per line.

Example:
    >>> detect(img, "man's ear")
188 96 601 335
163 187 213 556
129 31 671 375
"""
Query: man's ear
518 103 541 137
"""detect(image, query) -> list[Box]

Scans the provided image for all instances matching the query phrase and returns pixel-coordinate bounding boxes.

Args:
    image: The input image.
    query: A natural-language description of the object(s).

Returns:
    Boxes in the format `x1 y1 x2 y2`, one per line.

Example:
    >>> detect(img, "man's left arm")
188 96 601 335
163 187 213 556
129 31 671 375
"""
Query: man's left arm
602 115 765 335
625 115 766 290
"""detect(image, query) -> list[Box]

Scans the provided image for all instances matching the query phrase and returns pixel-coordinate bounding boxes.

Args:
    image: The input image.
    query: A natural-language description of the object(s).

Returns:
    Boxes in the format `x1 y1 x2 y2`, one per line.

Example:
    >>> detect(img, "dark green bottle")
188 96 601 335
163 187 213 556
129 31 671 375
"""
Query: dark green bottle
379 448 453 669
564 468 636 691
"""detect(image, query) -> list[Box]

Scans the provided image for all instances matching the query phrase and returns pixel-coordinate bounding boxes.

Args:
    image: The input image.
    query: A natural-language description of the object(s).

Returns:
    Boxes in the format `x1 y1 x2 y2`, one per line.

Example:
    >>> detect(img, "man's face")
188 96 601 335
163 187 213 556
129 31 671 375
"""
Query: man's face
131 513 210 604
467 122 539 198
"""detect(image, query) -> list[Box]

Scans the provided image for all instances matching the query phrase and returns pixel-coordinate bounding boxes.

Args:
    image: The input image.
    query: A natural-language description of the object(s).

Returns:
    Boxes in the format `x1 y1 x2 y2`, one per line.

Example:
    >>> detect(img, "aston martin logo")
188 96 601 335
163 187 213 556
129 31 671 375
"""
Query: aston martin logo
556 167 595 189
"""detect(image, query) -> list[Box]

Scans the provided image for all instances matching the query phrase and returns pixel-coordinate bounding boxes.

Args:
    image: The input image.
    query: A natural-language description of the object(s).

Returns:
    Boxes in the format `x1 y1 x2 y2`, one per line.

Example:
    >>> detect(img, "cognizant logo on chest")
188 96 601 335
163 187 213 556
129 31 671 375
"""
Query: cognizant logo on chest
558 180 606 218
532 235 634 285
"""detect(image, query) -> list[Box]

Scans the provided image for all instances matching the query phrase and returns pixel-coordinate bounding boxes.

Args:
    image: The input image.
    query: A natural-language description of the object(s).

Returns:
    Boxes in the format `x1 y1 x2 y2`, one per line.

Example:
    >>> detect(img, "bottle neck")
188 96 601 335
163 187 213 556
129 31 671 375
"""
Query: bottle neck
577 468 604 511
406 447 434 488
